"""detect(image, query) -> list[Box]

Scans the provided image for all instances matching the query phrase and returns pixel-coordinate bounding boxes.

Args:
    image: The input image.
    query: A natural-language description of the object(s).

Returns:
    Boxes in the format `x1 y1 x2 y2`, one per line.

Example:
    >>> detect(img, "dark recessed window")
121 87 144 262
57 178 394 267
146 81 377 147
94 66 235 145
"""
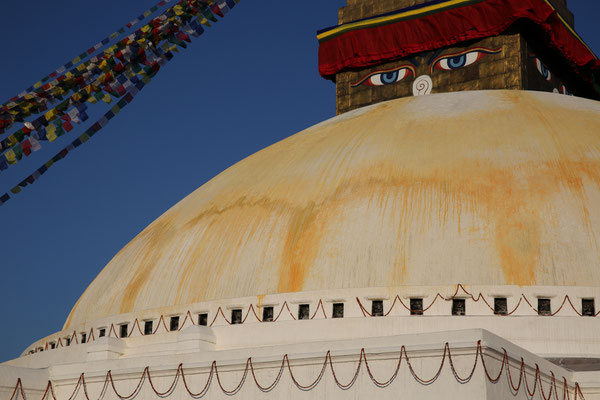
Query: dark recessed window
410 298 423 315
65 338 71 346
29 350 34 355
371 300 384 316
120 324 128 338
170 316 180 331
262 306 274 322
494 298 508 315
144 320 153 335
452 299 466 316
38 347 44 352
298 304 310 320
332 303 344 318
582 299 595 316
538 298 551 316
231 309 242 324
99 328 106 338
198 313 208 326
50 342 56 349
81 333 87 344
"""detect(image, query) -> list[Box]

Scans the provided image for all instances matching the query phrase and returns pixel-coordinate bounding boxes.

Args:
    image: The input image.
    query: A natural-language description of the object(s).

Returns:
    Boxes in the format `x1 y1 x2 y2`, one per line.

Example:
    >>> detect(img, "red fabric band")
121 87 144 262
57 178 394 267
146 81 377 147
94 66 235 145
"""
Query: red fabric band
318 0 599 80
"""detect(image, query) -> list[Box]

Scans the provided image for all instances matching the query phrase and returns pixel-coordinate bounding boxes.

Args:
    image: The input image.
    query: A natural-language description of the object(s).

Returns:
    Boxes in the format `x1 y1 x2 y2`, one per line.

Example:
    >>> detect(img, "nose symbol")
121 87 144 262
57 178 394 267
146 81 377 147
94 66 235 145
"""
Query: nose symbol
412 75 433 96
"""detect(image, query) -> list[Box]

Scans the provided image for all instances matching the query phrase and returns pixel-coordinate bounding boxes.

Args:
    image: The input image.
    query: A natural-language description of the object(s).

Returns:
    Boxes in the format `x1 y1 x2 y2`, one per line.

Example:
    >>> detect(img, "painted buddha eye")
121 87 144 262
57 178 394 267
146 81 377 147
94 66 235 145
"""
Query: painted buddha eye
560 84 572 95
535 58 552 81
432 48 502 72
352 66 414 87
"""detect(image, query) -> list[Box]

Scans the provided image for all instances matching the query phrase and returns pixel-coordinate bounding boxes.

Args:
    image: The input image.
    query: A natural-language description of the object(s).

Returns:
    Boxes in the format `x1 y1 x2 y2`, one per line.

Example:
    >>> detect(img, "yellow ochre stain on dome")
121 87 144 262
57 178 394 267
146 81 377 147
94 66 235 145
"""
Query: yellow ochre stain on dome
278 202 325 293
119 215 177 313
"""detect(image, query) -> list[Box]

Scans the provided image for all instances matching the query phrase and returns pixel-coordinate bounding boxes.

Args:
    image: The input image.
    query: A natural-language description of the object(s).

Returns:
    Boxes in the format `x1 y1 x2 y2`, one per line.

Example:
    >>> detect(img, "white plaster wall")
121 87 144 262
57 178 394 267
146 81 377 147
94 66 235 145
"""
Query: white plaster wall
4 330 596 400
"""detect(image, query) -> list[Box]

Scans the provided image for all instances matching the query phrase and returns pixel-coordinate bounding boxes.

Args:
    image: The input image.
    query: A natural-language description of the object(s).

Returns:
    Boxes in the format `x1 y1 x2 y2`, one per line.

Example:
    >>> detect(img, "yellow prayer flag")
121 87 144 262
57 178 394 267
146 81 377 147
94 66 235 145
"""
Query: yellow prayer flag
44 109 57 121
5 150 17 165
33 81 42 89
46 125 57 142
7 135 18 146
141 25 150 33
87 96 98 104
71 92 82 102
79 133 90 143
72 56 81 64
102 94 113 104
110 32 118 39
143 10 151 17
99 60 110 72
77 64 86 72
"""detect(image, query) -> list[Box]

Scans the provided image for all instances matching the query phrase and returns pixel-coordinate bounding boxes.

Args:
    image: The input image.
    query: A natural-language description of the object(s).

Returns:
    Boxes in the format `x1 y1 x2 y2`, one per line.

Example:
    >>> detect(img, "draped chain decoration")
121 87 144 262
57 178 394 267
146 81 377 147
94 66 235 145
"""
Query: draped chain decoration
28 284 600 354
8 341 587 400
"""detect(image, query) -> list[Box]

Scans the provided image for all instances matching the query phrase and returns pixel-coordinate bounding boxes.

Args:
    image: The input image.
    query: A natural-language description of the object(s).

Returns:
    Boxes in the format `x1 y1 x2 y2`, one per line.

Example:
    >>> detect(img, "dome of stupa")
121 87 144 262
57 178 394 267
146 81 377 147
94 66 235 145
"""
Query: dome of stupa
64 90 600 330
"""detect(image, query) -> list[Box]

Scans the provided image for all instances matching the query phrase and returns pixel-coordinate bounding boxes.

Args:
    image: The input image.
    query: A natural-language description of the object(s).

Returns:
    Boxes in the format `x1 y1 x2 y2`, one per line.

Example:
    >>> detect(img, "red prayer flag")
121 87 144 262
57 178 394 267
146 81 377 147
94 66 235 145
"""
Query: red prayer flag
63 120 74 132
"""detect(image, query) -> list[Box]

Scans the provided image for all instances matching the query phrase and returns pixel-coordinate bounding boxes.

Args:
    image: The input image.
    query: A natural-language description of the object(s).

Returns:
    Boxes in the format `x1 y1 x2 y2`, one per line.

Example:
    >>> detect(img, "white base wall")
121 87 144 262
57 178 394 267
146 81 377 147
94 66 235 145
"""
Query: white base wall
2 329 597 400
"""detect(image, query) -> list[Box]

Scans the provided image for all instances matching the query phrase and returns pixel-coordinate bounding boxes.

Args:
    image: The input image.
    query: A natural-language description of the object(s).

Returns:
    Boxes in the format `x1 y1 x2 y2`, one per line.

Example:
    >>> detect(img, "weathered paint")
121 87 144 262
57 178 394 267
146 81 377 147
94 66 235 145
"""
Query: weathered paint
65 90 600 329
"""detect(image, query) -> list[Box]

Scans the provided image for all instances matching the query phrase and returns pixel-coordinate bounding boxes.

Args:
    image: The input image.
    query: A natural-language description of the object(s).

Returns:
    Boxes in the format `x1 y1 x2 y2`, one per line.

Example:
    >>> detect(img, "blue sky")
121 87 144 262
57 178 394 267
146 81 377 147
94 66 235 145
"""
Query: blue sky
0 0 598 362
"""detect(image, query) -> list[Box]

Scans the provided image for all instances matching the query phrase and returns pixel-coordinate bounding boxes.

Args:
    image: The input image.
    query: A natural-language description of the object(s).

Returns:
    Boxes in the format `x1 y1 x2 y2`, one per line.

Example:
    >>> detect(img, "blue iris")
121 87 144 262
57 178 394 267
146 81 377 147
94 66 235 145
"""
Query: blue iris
380 71 399 84
447 54 467 69
540 64 550 79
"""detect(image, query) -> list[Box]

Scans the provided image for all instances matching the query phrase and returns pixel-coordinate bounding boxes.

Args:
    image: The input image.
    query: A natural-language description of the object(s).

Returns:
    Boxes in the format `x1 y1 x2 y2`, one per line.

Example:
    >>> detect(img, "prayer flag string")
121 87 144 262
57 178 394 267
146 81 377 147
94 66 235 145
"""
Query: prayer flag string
1 0 175 109
0 0 241 206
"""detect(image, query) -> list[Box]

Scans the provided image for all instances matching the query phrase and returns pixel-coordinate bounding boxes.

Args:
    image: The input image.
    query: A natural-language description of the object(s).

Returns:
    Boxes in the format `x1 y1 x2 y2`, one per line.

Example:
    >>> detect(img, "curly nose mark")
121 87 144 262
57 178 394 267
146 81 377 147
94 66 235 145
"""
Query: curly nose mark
412 75 433 96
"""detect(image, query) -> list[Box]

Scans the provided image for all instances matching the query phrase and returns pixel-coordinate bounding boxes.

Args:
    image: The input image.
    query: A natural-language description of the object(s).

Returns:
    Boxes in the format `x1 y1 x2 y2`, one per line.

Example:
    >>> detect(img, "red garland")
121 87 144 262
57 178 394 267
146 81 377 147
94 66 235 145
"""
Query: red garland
9 341 586 400
29 284 600 354
317 0 600 79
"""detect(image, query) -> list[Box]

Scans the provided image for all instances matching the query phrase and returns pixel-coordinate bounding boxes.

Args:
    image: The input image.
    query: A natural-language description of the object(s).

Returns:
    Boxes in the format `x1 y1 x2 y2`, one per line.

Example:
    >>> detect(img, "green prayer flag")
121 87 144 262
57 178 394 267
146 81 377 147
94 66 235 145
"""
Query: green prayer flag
14 129 25 142
13 145 23 160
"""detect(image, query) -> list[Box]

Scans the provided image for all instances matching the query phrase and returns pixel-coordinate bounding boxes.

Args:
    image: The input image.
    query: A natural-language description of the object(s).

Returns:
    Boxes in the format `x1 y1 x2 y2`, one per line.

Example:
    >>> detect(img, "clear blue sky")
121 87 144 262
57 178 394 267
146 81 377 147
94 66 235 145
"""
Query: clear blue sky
0 0 598 362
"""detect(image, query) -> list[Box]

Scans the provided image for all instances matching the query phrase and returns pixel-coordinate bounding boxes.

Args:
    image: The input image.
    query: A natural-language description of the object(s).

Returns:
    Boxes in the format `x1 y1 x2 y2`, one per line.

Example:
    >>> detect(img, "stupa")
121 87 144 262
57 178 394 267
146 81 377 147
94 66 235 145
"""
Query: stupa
2 1 600 399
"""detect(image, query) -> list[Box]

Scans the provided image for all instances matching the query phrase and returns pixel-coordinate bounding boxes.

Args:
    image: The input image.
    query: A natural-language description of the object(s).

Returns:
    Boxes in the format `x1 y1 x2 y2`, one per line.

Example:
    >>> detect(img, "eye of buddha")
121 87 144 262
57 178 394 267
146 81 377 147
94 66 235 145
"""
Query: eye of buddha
535 58 552 81
431 48 502 72
352 65 415 87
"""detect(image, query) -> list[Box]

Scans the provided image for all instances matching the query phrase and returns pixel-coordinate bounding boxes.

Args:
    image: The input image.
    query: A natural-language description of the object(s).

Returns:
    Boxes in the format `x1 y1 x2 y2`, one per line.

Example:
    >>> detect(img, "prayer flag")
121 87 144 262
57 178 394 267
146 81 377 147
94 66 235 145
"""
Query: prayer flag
63 120 74 132
30 137 42 152
46 124 57 142
5 149 17 165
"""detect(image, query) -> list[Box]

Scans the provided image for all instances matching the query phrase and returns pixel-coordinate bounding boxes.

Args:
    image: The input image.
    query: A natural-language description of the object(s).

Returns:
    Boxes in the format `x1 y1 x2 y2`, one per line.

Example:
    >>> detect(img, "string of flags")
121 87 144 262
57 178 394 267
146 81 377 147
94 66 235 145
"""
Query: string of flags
1 0 174 108
0 0 241 206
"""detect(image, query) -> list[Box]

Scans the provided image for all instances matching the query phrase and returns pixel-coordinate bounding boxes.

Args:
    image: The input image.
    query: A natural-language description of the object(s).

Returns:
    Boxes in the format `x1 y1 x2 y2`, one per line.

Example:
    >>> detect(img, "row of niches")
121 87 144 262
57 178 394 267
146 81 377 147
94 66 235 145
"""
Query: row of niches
26 288 600 356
